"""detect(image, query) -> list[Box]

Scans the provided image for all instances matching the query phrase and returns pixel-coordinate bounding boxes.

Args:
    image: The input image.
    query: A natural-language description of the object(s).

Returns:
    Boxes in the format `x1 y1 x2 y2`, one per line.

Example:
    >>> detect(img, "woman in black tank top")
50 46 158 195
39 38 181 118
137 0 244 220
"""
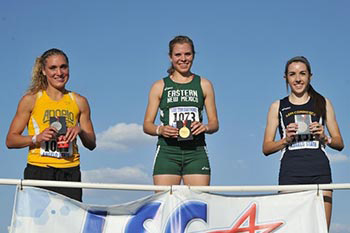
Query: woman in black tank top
262 56 344 230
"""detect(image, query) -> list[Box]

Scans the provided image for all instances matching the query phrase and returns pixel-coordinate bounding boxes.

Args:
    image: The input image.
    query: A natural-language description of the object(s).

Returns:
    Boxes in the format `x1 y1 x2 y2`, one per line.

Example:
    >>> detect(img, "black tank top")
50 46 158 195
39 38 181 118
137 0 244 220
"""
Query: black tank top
278 96 331 177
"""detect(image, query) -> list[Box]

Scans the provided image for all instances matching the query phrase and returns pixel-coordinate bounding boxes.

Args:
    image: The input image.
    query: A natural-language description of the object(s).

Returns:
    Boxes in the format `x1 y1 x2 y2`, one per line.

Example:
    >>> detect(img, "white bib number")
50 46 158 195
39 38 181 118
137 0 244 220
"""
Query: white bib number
169 106 199 127
40 140 73 158
288 140 319 150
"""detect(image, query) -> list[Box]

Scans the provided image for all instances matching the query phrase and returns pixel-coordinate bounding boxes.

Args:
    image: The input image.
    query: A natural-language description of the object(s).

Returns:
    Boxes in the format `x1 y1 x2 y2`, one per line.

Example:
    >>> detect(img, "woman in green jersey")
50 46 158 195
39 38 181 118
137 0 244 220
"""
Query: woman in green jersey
144 36 219 188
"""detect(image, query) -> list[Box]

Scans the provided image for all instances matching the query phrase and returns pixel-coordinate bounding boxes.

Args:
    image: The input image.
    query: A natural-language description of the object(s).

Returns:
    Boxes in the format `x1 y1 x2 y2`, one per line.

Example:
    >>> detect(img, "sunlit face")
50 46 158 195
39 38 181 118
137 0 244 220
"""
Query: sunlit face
42 54 69 90
285 62 311 95
169 43 194 75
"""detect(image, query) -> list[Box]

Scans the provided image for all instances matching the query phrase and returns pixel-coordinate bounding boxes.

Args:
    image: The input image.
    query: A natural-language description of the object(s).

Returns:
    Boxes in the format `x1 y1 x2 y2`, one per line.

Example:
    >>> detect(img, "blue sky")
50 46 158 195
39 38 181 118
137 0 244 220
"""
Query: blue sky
1 1 350 232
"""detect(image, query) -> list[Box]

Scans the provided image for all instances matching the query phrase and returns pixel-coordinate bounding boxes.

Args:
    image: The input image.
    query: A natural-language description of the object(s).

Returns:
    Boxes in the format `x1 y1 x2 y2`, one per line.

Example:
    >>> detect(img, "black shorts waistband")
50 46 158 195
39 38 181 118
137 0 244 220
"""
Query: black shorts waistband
26 163 80 171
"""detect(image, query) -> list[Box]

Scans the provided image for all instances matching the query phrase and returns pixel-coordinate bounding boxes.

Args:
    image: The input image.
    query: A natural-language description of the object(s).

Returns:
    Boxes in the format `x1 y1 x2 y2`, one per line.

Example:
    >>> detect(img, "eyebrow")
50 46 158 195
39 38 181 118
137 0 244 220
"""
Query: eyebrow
48 63 68 68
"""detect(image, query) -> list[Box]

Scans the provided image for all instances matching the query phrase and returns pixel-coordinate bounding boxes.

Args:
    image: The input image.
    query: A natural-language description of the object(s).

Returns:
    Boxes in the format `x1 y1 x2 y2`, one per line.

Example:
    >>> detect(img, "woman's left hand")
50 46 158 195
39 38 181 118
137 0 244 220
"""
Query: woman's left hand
191 121 208 135
309 122 326 140
64 126 81 142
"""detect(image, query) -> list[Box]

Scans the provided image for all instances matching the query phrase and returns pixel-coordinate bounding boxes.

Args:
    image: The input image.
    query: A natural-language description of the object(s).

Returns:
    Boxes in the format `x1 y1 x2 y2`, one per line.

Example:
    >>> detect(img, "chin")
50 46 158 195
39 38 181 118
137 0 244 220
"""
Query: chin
177 68 190 73
292 90 307 96
54 84 67 89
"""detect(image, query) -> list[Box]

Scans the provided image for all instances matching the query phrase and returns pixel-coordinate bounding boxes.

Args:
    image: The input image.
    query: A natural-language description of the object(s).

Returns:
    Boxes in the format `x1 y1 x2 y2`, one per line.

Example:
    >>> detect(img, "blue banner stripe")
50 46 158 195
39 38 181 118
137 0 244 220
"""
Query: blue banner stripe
82 210 107 233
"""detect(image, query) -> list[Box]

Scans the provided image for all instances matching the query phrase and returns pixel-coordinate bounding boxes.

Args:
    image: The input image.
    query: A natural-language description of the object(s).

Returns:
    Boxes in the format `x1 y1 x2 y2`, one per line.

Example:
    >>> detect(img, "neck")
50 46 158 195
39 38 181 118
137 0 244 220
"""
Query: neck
289 92 310 104
171 71 193 83
46 86 66 101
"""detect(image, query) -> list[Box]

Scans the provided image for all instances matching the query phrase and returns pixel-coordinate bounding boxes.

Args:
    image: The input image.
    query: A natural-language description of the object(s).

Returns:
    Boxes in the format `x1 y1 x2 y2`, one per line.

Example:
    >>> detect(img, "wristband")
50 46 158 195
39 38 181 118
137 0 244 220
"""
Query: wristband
156 125 161 136
326 137 332 145
31 135 37 144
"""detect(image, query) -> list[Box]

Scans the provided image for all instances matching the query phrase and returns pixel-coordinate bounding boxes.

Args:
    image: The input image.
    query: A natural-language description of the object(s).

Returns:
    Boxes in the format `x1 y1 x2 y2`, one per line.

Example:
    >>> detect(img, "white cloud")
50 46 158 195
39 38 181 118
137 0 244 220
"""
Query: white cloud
82 166 152 184
96 123 156 151
327 153 349 163
330 223 350 233
81 166 153 204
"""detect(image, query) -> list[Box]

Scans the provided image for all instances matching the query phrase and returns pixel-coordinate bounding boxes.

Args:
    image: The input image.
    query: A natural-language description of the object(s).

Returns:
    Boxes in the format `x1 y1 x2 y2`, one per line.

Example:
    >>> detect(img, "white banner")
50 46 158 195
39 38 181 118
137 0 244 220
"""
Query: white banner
10 186 327 233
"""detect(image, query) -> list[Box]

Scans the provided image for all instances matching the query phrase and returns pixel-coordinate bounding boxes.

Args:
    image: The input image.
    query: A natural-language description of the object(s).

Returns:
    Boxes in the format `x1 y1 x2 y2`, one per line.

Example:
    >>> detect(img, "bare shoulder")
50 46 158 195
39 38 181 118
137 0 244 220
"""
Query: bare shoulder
324 97 337 112
71 92 87 102
71 92 90 111
21 93 36 102
151 79 165 90
19 93 37 111
149 79 165 98
199 77 214 96
199 76 213 87
268 100 280 115
270 100 280 109
324 97 338 117
325 97 332 106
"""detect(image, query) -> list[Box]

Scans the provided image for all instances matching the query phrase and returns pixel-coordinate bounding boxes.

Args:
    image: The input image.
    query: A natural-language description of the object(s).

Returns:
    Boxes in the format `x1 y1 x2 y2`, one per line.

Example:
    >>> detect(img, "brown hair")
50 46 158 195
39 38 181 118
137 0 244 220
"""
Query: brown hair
167 35 195 74
28 48 69 94
284 56 326 119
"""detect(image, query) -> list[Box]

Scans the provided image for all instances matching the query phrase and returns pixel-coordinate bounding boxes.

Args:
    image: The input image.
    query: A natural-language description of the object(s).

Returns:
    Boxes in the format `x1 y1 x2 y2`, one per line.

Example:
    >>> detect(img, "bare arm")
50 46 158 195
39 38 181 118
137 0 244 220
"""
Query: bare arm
324 99 344 151
6 95 36 148
6 94 57 148
191 77 219 135
72 93 96 150
143 80 178 138
262 100 296 156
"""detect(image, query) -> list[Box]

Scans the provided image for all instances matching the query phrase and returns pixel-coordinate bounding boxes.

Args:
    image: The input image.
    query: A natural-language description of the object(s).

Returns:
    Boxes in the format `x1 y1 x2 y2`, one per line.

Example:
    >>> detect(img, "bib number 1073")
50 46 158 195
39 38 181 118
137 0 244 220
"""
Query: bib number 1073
173 112 196 121
169 106 199 127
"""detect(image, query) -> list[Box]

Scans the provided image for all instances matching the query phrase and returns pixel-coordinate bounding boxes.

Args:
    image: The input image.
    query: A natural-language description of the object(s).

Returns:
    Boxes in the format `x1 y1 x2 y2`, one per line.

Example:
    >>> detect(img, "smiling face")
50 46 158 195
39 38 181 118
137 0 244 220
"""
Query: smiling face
285 61 312 96
42 54 69 90
169 43 194 76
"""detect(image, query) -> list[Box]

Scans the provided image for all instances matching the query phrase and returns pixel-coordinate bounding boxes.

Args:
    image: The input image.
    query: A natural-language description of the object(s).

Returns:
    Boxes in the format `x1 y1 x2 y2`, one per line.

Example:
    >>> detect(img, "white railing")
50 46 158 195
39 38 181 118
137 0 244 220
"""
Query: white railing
1 178 350 192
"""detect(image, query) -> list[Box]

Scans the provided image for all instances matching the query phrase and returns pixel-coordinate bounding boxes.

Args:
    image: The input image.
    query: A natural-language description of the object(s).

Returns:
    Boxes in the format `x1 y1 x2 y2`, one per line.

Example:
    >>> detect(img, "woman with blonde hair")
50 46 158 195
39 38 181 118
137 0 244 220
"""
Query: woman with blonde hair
6 48 96 201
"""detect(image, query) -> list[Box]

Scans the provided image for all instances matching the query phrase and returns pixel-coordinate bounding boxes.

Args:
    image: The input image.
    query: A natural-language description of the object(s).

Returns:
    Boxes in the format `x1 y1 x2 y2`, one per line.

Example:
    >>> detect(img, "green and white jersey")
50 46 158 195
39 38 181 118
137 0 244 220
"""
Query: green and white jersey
158 75 205 146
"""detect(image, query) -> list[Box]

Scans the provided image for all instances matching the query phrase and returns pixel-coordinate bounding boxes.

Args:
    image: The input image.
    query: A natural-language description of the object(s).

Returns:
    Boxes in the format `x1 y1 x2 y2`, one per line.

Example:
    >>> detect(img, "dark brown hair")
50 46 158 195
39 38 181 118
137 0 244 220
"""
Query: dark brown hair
285 56 326 119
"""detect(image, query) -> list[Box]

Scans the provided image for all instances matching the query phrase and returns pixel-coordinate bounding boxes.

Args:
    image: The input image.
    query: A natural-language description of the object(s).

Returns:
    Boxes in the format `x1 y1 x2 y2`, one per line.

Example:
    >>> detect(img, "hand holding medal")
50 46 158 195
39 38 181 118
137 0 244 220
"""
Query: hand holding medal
177 120 193 141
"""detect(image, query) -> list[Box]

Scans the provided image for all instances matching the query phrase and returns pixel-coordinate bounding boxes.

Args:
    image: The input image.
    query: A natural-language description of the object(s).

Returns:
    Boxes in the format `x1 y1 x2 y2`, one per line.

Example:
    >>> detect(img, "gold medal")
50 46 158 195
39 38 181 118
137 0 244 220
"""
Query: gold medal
179 126 190 138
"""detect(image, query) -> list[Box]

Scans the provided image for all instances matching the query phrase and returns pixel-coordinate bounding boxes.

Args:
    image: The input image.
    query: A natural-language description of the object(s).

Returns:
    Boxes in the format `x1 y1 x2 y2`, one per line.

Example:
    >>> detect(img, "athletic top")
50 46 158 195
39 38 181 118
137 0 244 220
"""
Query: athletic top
278 96 330 176
27 90 80 168
158 75 205 146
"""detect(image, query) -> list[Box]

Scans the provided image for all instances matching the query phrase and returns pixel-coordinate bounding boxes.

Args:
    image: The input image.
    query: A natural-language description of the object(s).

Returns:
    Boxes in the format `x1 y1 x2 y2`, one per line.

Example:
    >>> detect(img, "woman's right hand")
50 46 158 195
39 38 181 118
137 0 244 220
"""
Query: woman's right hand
285 123 298 144
159 125 178 138
36 127 58 143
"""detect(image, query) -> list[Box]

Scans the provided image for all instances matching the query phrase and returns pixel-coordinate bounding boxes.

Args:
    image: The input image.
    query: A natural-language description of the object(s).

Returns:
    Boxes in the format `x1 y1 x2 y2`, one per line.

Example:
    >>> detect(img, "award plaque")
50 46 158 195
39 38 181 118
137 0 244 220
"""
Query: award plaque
50 117 69 153
295 114 311 135
177 120 193 141
50 117 67 135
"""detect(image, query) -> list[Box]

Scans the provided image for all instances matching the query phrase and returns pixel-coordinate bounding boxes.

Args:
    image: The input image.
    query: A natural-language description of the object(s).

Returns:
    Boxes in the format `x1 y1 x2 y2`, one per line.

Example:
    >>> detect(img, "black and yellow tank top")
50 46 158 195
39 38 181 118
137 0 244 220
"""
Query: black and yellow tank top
27 90 80 168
